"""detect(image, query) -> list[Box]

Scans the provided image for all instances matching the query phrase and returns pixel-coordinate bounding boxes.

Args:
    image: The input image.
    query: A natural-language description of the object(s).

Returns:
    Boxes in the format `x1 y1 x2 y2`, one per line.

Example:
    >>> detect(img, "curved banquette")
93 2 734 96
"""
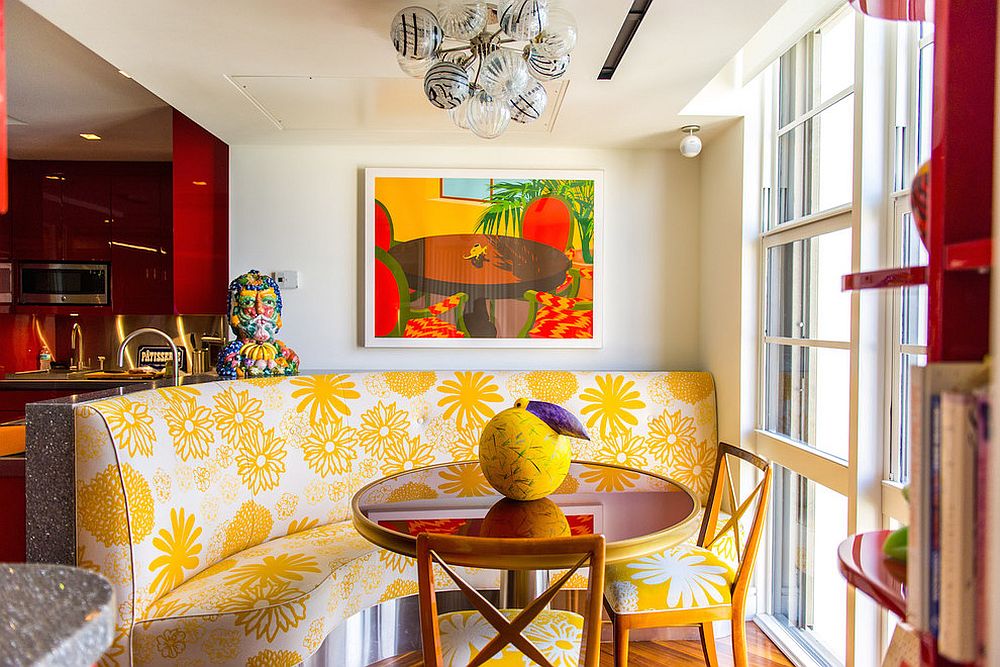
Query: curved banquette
73 371 719 667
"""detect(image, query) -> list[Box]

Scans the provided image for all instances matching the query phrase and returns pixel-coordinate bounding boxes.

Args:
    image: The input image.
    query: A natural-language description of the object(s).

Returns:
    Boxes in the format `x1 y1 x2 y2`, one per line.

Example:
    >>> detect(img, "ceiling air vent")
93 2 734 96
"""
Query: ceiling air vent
598 0 654 80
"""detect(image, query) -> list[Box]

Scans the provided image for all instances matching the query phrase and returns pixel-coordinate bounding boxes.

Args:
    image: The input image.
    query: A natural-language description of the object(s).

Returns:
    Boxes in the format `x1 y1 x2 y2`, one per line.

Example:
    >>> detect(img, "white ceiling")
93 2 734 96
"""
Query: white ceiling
7 0 172 160
18 0 787 149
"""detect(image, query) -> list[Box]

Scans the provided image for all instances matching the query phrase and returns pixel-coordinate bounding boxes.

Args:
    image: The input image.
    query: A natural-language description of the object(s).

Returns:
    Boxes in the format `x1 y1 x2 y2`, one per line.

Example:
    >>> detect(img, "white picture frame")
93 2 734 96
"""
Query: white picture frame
364 167 604 348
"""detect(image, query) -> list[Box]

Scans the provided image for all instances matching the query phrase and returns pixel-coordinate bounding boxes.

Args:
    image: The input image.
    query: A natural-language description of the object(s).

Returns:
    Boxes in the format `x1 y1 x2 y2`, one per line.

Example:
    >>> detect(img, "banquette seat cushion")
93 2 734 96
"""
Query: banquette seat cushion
74 371 718 667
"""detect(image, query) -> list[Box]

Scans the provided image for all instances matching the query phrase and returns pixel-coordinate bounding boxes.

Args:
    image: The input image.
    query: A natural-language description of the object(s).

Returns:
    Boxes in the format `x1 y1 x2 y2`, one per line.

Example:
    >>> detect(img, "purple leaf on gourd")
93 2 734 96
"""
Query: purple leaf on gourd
523 400 590 440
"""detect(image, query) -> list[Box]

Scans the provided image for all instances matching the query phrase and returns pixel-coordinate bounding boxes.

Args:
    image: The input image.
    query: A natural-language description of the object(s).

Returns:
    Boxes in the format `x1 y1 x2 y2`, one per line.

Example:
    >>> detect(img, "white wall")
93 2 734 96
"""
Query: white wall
229 144 703 371
697 120 746 446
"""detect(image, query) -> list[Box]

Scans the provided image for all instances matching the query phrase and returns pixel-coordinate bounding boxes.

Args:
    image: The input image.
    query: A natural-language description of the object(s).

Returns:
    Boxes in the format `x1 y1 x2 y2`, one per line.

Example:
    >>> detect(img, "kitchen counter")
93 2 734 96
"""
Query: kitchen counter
0 563 115 666
1 369 168 390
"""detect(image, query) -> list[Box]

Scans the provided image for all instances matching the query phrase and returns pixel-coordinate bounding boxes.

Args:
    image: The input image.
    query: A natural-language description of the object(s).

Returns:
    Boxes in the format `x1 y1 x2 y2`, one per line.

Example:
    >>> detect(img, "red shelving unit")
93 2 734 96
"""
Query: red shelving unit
944 239 992 273
842 266 928 291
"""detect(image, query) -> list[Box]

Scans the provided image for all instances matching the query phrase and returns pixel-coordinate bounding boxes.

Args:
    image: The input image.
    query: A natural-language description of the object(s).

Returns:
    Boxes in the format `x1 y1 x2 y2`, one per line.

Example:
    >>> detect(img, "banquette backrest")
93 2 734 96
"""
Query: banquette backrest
74 371 717 632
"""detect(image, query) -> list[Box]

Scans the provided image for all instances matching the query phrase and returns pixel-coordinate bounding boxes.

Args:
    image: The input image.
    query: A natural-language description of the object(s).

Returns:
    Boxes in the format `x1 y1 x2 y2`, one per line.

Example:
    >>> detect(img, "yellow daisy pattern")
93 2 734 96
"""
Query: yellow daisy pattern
381 436 435 475
290 374 360 423
579 374 646 436
356 402 409 455
223 553 321 589
672 440 717 501
436 371 503 429
76 371 717 666
99 398 156 457
217 581 308 641
593 429 648 469
578 462 641 492
236 428 287 494
647 409 697 461
247 648 304 667
438 464 492 497
383 371 437 398
164 397 214 461
148 508 202 597
302 418 357 477
213 388 264 446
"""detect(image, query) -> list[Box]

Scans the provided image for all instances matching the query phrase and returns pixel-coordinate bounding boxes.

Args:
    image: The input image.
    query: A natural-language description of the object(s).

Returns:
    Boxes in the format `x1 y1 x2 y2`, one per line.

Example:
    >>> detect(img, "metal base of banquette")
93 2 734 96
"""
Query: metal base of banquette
302 591 729 666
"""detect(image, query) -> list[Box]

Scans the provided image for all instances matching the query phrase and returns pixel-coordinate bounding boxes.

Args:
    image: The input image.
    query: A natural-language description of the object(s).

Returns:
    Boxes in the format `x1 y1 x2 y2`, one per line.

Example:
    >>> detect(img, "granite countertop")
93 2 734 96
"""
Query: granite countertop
0 369 174 391
0 563 115 666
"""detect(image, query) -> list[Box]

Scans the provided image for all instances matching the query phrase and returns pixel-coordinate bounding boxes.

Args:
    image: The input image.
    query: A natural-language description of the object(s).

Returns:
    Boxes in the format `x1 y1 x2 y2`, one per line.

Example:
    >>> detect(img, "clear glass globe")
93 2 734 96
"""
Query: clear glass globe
397 53 438 78
534 7 577 58
467 90 512 139
498 0 549 41
437 1 488 40
449 97 473 129
423 62 471 109
479 49 533 100
442 51 478 78
526 47 570 81
390 6 444 60
510 81 548 123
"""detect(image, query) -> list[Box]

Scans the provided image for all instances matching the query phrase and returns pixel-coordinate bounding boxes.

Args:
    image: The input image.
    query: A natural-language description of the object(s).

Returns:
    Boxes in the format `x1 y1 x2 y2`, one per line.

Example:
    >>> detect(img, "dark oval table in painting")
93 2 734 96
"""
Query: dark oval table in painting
388 234 571 337
352 460 700 607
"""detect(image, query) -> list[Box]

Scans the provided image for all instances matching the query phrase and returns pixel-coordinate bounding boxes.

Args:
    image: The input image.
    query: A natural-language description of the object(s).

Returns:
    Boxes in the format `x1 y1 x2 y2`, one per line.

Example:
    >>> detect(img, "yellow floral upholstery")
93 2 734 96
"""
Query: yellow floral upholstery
73 371 717 666
438 609 583 667
604 544 735 614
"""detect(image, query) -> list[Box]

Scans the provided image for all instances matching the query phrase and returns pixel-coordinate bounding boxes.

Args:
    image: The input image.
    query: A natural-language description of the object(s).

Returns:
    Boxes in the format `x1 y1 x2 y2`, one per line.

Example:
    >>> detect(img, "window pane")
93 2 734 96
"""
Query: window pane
766 228 853 341
893 353 927 483
900 212 928 346
764 344 851 461
814 11 855 103
777 96 855 226
779 43 807 128
917 42 934 165
770 466 848 665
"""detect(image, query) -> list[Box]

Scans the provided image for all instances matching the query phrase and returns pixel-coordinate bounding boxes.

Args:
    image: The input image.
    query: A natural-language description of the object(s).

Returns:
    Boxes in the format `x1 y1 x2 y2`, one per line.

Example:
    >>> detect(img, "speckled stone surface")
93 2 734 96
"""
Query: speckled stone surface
0 563 114 666
25 374 223 565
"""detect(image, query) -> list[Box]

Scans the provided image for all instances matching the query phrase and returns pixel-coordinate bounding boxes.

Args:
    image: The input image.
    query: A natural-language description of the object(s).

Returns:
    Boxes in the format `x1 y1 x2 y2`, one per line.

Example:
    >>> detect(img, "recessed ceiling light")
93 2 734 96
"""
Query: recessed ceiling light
191 181 207 186
79 133 102 141
118 70 132 79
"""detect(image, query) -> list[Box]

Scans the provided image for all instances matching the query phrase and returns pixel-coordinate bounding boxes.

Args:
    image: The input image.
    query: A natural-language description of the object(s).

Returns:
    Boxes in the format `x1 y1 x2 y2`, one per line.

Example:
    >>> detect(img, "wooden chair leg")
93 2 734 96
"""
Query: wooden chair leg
732 618 748 667
699 621 719 667
612 619 630 667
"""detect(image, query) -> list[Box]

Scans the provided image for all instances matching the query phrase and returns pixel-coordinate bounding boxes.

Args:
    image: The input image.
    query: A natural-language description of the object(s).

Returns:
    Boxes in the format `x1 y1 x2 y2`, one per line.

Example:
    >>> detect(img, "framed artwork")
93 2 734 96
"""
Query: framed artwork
364 167 603 348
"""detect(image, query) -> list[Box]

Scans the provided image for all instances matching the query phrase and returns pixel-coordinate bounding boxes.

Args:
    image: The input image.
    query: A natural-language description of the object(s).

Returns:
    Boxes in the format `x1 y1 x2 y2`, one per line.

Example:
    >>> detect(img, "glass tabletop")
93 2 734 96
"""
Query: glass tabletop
351 461 700 564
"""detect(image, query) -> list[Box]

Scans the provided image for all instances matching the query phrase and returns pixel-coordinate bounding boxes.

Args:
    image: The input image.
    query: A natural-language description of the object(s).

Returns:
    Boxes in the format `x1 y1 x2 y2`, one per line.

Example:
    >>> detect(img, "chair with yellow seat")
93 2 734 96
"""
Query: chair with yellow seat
416 533 606 667
603 443 772 667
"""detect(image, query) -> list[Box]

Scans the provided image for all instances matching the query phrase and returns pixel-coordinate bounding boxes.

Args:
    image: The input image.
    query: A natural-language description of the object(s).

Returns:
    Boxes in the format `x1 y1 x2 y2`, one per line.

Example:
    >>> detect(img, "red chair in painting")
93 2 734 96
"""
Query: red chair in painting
375 199 395 250
522 196 572 251
375 247 469 338
518 269 593 339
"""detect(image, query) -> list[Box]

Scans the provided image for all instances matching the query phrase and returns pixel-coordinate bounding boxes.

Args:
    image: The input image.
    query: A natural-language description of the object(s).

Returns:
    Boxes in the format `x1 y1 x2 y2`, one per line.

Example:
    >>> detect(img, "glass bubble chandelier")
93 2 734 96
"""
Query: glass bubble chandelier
390 1 577 139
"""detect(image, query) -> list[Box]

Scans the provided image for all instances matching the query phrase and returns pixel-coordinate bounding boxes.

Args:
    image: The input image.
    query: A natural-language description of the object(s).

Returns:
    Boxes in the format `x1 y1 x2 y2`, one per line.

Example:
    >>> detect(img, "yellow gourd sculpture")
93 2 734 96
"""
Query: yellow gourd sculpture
478 398 589 501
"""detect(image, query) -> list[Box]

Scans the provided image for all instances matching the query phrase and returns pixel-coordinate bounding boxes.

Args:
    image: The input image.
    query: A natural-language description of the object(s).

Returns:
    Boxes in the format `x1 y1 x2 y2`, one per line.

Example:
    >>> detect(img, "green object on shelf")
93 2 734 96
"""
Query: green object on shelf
883 525 908 562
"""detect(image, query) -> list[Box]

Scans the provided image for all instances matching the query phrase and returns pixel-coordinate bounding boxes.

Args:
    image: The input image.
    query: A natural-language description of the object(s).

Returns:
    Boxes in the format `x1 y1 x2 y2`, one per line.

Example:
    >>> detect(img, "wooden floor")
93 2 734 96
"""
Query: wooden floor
373 621 793 666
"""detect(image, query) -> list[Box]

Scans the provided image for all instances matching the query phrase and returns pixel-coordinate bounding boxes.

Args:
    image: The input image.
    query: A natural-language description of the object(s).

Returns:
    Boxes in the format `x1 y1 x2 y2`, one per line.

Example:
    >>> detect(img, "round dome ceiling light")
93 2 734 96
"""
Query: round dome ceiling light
679 125 702 158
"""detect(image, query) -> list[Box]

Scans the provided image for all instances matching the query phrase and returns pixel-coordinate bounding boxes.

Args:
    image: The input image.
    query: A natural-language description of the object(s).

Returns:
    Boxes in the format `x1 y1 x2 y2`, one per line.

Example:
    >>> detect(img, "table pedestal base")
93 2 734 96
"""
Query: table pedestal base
463 297 497 338
500 569 550 608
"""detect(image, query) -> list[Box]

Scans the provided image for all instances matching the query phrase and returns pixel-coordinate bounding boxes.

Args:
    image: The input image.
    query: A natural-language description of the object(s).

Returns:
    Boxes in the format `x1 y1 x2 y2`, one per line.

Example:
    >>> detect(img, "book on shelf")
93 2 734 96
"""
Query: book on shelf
908 362 990 664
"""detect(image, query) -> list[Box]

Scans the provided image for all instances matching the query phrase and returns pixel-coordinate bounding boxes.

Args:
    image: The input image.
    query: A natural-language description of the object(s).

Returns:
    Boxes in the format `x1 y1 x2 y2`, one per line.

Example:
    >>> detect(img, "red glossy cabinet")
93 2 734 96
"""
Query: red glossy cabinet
61 167 111 261
12 160 110 262
111 163 172 313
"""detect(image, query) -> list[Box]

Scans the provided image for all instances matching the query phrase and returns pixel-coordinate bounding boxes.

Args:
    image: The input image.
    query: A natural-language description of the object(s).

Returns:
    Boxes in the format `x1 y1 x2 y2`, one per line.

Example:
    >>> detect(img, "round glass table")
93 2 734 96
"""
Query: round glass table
351 460 700 606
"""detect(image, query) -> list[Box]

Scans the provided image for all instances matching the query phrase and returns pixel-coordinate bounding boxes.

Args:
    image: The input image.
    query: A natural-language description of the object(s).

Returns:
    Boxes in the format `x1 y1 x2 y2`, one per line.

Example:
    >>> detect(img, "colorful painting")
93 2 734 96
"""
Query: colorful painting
364 168 603 348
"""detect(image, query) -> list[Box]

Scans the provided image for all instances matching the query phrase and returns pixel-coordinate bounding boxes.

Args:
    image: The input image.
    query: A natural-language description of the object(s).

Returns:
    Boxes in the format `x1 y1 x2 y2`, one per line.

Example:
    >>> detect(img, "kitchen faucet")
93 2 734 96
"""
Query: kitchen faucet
118 327 180 385
70 322 84 371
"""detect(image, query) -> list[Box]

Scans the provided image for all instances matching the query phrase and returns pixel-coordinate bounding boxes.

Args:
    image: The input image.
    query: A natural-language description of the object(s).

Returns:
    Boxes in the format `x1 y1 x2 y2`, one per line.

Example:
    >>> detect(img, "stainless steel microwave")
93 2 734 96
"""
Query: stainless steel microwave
18 262 110 305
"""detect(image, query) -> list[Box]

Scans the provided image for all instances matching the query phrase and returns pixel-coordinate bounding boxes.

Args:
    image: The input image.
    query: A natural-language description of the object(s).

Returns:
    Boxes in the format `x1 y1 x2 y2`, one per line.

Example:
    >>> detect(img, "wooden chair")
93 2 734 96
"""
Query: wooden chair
517 273 593 339
416 533 606 667
603 443 772 667
375 247 469 338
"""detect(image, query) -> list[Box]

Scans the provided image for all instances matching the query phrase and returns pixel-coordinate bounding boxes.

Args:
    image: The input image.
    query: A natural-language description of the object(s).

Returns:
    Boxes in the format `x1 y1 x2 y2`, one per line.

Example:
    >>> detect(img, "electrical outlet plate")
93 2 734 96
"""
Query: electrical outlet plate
273 271 299 289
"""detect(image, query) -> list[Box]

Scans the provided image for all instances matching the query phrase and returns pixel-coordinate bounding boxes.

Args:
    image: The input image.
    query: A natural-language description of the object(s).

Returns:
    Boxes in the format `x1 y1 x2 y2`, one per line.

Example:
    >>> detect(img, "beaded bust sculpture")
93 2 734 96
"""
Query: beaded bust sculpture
217 270 300 379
